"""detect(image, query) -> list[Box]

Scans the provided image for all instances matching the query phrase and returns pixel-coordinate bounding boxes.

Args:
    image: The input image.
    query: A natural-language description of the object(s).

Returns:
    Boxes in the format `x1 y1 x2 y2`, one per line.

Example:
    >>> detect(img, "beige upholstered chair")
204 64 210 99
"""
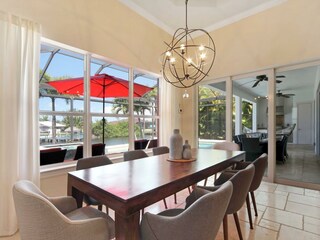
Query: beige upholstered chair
123 149 149 161
203 165 255 240
203 141 240 186
13 180 115 240
140 181 233 240
76 155 113 212
225 153 268 229
152 146 170 155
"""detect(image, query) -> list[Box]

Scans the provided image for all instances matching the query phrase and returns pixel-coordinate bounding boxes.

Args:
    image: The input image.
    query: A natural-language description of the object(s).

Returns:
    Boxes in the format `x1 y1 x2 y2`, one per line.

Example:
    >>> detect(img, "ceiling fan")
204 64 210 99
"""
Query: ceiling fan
252 74 285 88
276 90 295 98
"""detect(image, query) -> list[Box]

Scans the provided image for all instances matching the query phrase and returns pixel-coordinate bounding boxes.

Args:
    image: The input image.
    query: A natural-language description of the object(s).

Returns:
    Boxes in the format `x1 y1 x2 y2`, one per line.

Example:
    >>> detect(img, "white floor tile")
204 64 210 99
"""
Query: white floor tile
289 193 320 208
286 201 320 220
278 225 320 240
304 216 320 235
263 207 303 229
255 191 287 209
276 185 304 194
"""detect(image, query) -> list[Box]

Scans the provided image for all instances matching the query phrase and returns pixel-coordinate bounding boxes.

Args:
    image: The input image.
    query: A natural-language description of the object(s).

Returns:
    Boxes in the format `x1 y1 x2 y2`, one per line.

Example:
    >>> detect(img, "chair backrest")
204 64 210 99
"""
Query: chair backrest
250 153 268 192
140 181 233 240
76 155 113 170
12 180 70 240
123 150 148 161
40 148 67 165
134 139 149 150
74 143 106 160
213 142 240 151
241 137 260 151
152 146 169 156
225 164 255 214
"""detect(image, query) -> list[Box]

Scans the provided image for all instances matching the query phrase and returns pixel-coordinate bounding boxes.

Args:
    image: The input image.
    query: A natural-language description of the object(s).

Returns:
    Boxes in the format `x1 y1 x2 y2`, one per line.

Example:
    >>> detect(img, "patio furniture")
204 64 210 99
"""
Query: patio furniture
241 137 264 162
13 180 115 240
276 135 288 163
134 139 149 150
140 181 233 240
146 139 158 149
76 155 113 212
73 143 105 160
40 148 67 165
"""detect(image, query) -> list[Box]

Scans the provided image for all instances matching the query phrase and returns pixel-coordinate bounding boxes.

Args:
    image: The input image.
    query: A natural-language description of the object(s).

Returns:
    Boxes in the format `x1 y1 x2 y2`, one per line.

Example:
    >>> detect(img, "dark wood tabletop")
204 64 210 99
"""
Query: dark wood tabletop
67 148 245 240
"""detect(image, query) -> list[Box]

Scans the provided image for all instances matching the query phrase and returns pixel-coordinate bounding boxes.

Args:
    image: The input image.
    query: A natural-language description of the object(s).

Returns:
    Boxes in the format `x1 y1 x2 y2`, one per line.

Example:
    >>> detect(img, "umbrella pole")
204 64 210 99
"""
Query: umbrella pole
102 83 106 145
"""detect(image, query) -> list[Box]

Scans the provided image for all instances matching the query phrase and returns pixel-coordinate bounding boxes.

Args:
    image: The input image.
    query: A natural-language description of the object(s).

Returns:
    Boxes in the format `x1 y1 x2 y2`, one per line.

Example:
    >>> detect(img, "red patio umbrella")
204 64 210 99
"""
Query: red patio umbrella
47 73 153 144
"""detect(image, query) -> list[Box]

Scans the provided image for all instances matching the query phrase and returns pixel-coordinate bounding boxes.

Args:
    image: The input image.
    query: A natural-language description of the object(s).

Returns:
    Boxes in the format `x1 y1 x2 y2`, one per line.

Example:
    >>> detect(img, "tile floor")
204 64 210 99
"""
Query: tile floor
276 144 320 185
2 180 320 240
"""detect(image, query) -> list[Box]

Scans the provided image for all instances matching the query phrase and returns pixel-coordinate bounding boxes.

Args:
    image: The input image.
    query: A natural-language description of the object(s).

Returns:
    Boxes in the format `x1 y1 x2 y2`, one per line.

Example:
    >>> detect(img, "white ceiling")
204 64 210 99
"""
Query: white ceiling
119 0 287 34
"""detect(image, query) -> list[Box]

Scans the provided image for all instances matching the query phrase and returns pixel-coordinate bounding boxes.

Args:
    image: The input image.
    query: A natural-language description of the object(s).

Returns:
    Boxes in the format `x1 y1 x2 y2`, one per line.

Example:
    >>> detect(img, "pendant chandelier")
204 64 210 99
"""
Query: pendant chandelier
161 0 216 88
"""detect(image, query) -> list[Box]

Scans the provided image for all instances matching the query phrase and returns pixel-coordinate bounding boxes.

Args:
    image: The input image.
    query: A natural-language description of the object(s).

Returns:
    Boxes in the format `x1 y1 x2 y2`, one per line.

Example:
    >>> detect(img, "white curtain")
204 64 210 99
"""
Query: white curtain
0 11 41 236
159 78 181 146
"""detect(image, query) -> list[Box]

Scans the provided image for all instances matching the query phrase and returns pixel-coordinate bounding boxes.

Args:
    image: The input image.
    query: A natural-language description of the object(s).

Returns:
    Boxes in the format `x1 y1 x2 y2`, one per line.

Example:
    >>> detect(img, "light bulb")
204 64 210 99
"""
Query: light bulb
187 58 192 64
166 51 171 57
200 53 206 60
199 45 205 51
180 44 185 50
183 90 189 99
170 57 176 63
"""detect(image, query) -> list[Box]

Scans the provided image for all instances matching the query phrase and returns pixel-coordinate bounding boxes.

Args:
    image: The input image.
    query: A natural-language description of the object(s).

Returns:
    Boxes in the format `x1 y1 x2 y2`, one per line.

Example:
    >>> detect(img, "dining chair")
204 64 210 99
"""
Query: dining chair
13 180 115 240
73 143 106 160
123 149 168 210
76 155 113 212
202 164 255 240
40 148 67 165
229 153 268 229
152 146 169 155
140 181 233 240
203 141 240 186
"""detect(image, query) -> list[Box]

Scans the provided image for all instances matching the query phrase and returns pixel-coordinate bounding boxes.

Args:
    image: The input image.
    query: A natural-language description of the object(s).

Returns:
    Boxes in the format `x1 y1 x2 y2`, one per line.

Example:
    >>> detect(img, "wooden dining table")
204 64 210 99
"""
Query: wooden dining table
67 148 245 240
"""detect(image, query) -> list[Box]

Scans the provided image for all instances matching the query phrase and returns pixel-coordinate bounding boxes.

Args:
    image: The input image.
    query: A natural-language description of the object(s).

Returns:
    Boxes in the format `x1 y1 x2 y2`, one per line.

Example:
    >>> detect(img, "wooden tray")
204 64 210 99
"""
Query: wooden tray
167 158 196 163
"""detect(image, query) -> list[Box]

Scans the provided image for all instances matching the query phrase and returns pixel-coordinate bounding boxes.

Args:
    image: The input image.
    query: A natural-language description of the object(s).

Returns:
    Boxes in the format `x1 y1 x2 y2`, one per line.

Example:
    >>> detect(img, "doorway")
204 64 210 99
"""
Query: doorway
297 102 313 145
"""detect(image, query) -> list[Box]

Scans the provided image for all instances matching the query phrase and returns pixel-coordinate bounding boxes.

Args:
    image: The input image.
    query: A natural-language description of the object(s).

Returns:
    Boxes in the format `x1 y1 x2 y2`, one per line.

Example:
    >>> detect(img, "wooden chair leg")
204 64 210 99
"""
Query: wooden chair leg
223 215 228 240
204 177 208 186
174 193 177 204
246 194 254 229
187 186 191 194
98 204 102 211
250 191 258 216
233 212 243 240
163 198 168 209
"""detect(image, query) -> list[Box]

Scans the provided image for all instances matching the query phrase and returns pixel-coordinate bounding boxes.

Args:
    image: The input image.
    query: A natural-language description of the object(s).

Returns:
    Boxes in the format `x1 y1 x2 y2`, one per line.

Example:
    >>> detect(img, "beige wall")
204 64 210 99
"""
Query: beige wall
181 0 320 144
0 0 171 73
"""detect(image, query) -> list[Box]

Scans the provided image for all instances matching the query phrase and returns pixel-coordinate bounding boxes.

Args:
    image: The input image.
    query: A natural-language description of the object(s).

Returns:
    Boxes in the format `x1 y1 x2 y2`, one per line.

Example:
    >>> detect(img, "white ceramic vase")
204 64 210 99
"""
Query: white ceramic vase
169 129 183 159
182 140 192 159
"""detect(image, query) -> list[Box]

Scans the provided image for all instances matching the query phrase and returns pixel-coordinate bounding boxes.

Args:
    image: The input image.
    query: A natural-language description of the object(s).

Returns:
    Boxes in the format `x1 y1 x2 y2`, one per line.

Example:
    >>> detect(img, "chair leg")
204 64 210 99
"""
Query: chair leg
233 212 243 240
163 198 168 209
250 191 258 217
187 186 191 194
203 177 208 186
223 215 228 240
174 193 177 204
98 204 102 211
246 194 254 229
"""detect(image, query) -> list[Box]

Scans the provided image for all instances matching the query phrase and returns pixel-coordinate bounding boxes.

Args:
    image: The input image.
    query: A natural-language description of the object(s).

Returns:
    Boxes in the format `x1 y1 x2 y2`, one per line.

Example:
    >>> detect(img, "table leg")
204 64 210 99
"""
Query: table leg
67 181 84 208
115 211 140 240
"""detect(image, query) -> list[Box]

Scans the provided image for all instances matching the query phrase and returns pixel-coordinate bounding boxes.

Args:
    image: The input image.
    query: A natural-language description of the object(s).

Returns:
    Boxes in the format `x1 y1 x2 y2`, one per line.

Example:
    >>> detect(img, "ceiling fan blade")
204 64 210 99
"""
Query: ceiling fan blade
282 95 290 98
276 75 286 78
252 81 259 88
276 80 282 83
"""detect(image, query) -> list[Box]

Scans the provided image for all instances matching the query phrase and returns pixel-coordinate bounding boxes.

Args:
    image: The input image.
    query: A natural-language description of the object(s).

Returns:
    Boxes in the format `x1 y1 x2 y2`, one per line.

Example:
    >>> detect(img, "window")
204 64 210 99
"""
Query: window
39 41 160 165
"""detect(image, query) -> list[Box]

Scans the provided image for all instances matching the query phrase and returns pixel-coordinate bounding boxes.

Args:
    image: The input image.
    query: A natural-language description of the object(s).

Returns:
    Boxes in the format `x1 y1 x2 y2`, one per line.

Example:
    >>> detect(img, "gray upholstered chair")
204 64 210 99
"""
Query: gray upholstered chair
152 146 170 155
123 149 148 161
226 153 268 229
12 180 115 240
203 141 240 186
76 155 113 212
140 181 233 240
203 164 255 240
